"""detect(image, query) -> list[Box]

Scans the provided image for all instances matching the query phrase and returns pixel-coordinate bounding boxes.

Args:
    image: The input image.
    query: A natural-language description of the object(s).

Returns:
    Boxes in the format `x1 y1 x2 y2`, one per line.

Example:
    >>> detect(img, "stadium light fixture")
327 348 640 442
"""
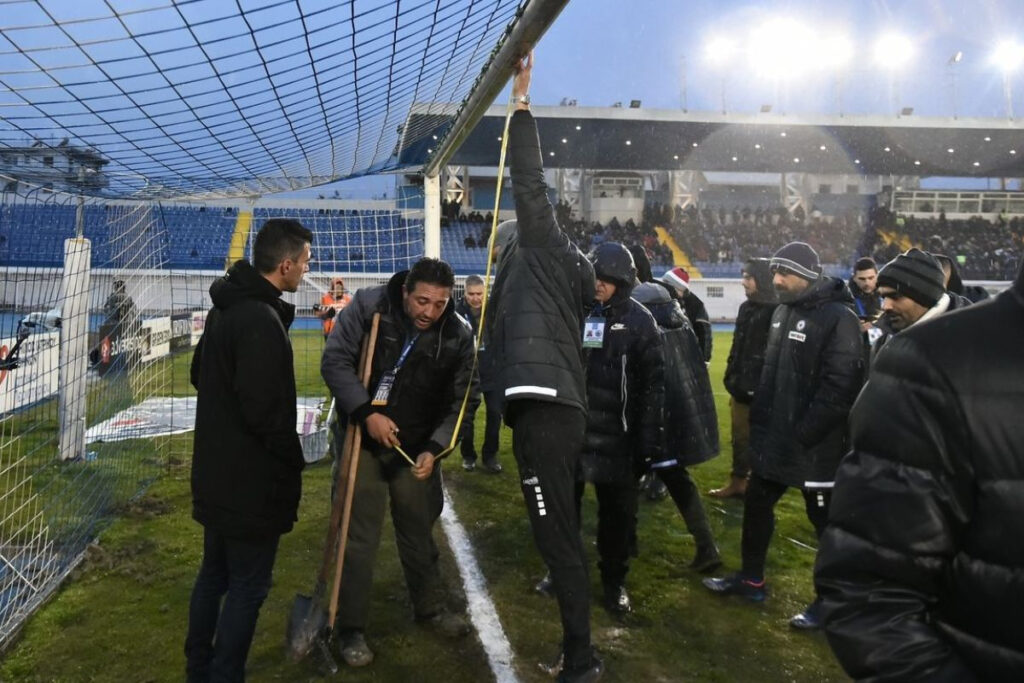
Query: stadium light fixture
991 41 1024 72
817 33 853 71
704 36 737 66
747 18 815 77
873 33 914 70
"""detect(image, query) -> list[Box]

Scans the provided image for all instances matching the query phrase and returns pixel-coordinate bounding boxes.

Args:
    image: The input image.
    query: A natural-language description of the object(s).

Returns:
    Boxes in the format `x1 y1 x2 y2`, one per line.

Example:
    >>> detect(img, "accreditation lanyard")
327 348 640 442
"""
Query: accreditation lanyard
582 302 606 349
370 333 419 406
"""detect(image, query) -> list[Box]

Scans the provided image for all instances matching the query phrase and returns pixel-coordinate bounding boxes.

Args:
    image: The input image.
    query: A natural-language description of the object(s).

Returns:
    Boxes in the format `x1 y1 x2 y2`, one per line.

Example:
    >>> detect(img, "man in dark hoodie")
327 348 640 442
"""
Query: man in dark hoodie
710 257 777 499
185 218 312 682
703 241 864 632
320 257 477 667
486 52 601 682
455 274 502 473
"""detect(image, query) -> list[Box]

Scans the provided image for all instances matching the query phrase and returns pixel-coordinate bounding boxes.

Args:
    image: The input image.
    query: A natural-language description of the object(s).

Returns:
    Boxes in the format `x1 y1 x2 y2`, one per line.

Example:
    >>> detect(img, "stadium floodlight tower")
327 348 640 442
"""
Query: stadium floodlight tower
873 33 915 114
991 40 1024 119
421 0 570 258
703 36 737 114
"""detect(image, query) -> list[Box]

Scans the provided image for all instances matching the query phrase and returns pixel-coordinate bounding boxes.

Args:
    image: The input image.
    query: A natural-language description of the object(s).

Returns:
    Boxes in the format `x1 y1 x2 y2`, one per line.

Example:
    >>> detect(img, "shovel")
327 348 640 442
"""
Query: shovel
287 312 380 668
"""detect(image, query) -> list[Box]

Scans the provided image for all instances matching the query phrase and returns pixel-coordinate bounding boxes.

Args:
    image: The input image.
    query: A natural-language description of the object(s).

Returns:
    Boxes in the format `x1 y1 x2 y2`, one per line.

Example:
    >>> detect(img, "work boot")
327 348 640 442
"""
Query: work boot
338 630 374 667
603 584 632 614
534 572 555 596
702 573 767 602
689 544 722 574
417 610 471 638
708 475 747 499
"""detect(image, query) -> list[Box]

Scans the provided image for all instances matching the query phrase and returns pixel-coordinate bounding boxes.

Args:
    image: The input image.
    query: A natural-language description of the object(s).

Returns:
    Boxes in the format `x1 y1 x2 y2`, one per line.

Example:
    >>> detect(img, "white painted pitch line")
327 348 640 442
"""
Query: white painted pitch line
439 486 520 683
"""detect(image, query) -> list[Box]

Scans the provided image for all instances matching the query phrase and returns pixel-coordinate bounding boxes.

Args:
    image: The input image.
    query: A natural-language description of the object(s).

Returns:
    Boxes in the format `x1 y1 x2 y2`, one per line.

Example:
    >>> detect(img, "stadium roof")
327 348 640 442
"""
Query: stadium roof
0 0 546 200
403 104 1024 179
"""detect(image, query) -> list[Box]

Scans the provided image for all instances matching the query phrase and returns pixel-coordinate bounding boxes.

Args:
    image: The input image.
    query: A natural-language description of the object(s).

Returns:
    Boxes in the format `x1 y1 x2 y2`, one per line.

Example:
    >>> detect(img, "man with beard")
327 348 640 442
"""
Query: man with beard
871 248 971 363
703 242 864 632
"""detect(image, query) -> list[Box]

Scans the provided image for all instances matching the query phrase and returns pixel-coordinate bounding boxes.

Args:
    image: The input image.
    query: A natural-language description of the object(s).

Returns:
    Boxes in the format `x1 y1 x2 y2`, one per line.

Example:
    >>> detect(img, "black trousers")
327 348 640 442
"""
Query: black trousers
461 389 503 463
574 477 639 589
185 527 280 683
740 474 832 581
507 400 592 672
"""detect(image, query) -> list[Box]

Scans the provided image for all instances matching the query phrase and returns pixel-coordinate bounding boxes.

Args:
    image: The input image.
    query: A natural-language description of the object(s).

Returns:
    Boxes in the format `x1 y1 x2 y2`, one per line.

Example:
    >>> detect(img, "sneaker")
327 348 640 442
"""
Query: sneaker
480 459 503 474
689 545 723 574
558 655 604 683
417 610 471 638
702 573 767 602
644 475 668 501
602 585 632 614
534 572 555 596
789 599 823 630
462 459 476 472
338 630 374 667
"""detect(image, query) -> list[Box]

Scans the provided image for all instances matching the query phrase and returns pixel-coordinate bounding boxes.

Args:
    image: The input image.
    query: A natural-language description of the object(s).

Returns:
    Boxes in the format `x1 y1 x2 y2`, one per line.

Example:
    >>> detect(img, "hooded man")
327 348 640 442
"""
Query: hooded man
704 241 865 632
711 257 778 499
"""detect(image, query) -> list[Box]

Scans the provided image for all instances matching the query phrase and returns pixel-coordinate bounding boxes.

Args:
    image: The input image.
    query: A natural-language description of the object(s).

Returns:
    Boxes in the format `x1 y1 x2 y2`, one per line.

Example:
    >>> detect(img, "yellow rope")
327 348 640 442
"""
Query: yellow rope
440 96 516 457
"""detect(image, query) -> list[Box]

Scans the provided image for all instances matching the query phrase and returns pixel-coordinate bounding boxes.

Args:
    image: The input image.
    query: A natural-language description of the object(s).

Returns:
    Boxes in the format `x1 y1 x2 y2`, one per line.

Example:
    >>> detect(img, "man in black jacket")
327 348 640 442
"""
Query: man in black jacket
815 261 1024 681
185 218 312 682
848 256 882 331
455 274 502 473
710 257 777 499
486 52 601 682
321 258 476 667
704 242 864 631
578 242 664 615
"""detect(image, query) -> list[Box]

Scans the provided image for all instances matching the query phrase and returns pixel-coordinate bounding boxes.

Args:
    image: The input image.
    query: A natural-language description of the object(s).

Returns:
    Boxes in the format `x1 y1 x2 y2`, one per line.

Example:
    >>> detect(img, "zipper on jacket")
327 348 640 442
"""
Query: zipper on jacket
620 355 628 431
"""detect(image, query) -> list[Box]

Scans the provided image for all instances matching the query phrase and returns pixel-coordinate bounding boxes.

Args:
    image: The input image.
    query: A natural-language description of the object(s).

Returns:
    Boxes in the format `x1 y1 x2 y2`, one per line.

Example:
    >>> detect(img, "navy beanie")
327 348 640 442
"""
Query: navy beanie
877 248 945 308
770 242 821 281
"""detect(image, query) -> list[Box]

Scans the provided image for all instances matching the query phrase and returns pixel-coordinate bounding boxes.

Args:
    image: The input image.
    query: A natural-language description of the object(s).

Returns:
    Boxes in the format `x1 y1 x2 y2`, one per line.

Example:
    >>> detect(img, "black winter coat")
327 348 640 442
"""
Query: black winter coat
190 260 304 539
455 297 494 393
749 277 865 488
487 111 595 415
870 291 972 366
580 286 664 483
724 296 778 404
815 270 1024 682
321 272 477 460
634 282 718 469
848 280 882 320
681 290 713 362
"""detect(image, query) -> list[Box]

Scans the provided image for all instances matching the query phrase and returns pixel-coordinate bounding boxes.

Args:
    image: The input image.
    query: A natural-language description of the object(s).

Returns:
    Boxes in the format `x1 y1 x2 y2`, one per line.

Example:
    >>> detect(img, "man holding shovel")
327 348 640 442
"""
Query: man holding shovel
320 257 477 667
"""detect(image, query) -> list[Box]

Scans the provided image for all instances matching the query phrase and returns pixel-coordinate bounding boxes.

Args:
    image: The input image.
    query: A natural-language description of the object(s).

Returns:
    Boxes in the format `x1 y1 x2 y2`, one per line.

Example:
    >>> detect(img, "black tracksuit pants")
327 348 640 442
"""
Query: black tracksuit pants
574 478 638 590
507 399 592 672
740 474 831 580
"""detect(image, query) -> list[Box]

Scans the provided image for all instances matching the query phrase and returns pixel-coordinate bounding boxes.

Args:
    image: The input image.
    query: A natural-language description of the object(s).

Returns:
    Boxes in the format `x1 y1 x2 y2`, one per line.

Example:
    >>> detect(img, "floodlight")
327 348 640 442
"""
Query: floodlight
900 107 914 116
873 33 914 69
747 18 815 76
629 100 642 108
817 34 853 70
760 104 773 113
704 36 737 66
991 41 1024 72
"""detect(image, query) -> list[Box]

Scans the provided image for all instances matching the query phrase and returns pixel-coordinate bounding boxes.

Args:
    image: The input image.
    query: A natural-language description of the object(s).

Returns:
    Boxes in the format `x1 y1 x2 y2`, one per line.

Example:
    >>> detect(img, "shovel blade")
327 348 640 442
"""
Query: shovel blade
286 592 328 661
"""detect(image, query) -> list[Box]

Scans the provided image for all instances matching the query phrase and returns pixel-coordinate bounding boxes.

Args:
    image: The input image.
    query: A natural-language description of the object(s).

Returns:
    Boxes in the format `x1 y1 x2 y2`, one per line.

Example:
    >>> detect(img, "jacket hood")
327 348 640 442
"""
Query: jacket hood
745 258 777 304
933 254 964 294
210 260 293 324
790 275 854 310
633 281 685 329
627 244 654 283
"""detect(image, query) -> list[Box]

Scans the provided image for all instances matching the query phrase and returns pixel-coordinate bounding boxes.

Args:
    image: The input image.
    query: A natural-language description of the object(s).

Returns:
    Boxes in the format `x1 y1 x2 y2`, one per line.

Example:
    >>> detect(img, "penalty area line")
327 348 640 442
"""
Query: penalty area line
439 486 520 683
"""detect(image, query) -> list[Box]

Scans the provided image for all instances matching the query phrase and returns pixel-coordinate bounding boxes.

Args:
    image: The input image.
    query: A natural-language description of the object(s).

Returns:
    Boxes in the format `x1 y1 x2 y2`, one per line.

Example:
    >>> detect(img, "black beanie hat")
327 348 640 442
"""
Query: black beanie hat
770 241 820 281
877 248 945 308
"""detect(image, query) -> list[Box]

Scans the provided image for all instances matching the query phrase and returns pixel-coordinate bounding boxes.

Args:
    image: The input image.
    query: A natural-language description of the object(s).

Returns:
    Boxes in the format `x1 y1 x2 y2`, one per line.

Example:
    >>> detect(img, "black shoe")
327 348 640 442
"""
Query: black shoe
789 599 823 630
603 585 632 614
462 458 476 472
702 573 767 602
416 610 471 638
689 544 722 574
644 475 668 501
480 459 503 474
535 573 554 596
557 655 604 683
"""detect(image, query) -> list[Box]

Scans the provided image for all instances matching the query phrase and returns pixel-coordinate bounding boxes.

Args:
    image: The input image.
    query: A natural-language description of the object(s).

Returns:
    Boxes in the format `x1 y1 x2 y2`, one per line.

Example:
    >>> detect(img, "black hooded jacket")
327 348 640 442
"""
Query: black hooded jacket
724 259 778 404
815 267 1024 682
633 282 719 469
321 271 477 460
190 260 304 539
749 276 865 487
487 111 595 415
580 281 664 483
